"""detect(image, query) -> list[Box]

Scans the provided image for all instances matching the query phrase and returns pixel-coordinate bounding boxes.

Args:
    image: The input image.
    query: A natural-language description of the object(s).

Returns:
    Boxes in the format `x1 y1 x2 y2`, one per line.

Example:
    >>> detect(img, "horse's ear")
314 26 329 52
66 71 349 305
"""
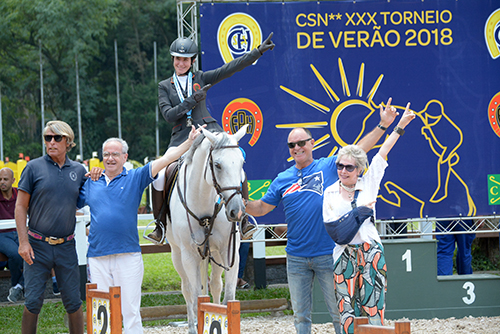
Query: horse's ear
201 127 217 144
233 124 249 142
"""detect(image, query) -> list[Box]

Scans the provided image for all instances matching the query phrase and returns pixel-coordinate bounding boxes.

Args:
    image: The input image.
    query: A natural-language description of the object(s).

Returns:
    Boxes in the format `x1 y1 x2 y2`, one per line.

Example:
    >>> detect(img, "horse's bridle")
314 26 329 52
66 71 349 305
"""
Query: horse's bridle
176 144 242 270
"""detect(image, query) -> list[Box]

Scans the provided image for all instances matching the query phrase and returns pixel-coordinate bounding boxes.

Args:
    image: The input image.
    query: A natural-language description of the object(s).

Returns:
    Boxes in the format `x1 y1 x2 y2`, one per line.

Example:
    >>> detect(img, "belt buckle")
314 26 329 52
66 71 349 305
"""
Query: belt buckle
48 237 63 245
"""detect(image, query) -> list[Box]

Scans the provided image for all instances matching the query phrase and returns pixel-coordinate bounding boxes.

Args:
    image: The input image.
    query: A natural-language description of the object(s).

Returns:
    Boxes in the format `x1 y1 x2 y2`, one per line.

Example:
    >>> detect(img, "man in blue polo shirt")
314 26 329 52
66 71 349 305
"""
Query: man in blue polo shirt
79 126 202 334
245 99 400 334
16 120 87 334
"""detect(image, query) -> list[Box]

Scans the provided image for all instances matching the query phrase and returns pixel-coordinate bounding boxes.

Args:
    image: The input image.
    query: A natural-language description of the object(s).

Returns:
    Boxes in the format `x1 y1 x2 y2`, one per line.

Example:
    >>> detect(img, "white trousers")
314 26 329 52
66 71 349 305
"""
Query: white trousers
88 252 144 334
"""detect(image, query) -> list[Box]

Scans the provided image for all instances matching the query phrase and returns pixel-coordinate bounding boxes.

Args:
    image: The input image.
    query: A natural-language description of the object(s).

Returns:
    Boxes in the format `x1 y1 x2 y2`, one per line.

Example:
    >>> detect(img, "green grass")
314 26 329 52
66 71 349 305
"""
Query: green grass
0 301 88 334
0 221 290 333
142 253 182 292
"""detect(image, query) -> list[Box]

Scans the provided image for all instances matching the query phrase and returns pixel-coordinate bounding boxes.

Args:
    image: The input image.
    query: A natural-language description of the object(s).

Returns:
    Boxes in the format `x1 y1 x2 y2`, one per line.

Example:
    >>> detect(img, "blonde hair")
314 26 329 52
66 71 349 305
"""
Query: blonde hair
44 121 76 152
337 145 368 171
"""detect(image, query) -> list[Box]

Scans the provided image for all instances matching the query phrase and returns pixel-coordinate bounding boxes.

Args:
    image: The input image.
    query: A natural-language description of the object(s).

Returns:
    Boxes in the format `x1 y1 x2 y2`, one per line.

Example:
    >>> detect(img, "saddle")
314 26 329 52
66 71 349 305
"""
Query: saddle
158 160 180 224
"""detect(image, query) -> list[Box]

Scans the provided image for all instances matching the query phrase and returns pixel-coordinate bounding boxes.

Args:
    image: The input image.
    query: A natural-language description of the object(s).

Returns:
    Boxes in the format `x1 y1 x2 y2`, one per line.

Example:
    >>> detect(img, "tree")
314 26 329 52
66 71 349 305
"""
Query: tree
0 0 178 161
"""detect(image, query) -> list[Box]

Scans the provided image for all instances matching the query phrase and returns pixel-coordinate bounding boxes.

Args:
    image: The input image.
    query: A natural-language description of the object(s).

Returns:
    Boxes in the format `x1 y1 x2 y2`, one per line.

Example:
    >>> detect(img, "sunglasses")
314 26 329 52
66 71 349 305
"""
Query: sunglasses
287 138 312 149
44 135 64 142
336 163 357 172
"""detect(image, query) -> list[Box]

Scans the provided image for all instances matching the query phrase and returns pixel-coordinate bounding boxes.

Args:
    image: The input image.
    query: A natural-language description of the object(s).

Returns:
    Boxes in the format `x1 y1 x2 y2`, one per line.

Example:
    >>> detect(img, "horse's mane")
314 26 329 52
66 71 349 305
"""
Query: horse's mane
183 130 233 165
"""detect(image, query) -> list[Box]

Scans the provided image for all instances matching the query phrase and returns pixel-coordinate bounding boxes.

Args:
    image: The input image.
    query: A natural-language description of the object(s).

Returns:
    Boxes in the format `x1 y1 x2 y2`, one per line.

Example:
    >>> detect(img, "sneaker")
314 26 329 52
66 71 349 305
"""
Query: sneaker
7 286 23 303
53 281 61 296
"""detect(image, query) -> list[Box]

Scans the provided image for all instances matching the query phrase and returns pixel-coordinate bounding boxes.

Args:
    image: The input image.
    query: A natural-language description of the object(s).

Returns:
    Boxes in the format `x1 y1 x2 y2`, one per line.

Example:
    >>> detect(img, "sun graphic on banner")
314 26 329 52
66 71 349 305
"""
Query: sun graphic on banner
277 57 407 162
277 60 477 217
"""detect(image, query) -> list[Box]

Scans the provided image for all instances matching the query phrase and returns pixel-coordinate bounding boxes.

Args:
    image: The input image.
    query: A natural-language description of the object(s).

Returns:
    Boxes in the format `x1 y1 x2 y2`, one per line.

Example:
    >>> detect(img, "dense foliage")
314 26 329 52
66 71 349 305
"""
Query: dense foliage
0 0 179 161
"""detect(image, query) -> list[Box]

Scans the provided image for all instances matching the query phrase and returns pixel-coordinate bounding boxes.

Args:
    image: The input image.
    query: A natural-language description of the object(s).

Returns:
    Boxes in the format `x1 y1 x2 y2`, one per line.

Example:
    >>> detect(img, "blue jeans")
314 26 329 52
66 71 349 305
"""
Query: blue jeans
238 242 250 278
287 254 340 334
0 231 24 288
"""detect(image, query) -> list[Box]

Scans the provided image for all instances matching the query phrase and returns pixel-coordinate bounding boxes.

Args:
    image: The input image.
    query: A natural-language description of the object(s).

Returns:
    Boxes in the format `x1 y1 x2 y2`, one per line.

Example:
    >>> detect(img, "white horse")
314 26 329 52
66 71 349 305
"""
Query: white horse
166 125 248 334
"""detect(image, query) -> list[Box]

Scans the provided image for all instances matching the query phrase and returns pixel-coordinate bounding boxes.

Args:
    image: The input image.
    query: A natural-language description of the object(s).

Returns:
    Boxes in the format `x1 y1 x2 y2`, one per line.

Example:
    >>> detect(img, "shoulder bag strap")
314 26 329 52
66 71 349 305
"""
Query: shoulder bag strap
350 190 359 210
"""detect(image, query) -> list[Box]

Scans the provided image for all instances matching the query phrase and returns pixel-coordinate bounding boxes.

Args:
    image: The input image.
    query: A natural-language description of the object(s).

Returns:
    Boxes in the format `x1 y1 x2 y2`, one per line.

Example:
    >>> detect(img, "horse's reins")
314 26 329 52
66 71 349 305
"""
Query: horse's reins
176 144 242 271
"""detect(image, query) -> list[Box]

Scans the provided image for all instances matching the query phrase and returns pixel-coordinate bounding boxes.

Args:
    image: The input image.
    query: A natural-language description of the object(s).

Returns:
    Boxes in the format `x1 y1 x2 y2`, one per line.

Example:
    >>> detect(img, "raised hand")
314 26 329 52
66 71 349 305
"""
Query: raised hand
258 32 275 54
379 97 399 128
397 102 416 128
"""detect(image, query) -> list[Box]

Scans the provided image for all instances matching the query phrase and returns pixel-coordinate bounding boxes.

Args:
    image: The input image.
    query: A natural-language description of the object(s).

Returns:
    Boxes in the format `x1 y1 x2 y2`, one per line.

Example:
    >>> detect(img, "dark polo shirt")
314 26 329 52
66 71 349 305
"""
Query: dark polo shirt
18 155 87 237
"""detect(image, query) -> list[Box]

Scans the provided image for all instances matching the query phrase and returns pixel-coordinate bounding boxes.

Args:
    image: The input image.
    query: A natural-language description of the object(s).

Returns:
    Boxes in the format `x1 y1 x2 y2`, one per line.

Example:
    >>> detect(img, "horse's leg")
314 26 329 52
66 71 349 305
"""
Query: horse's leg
210 261 224 304
170 244 201 334
200 258 209 296
222 257 239 304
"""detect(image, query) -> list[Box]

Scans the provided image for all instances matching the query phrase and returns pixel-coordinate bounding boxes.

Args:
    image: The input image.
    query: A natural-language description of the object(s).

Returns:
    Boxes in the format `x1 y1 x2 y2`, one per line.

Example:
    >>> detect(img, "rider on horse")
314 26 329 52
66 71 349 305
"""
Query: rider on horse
148 34 275 243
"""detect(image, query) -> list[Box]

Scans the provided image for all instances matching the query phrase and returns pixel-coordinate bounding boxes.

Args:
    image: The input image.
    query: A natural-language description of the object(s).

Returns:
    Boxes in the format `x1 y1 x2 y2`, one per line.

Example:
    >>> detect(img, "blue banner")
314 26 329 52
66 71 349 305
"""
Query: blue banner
199 0 500 222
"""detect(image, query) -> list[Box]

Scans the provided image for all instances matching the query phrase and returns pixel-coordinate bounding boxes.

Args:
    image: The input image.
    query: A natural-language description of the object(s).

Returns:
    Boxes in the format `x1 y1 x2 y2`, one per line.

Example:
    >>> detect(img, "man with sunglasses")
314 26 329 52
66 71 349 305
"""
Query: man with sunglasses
245 98 400 334
15 120 87 334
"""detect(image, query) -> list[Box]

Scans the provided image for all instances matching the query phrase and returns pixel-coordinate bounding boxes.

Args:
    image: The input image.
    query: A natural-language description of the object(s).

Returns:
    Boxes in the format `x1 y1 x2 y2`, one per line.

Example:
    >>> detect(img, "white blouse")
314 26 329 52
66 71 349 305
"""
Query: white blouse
323 153 388 263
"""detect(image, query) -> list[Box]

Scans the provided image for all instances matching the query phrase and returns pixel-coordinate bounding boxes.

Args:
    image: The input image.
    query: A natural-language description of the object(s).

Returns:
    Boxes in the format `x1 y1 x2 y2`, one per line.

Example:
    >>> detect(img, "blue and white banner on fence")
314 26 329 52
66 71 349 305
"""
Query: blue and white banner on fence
199 0 500 222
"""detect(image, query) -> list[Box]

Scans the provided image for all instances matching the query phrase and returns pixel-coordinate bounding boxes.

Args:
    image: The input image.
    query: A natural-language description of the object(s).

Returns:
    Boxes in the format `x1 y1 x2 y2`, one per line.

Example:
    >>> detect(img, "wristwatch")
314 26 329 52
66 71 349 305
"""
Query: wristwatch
393 126 405 136
377 124 387 131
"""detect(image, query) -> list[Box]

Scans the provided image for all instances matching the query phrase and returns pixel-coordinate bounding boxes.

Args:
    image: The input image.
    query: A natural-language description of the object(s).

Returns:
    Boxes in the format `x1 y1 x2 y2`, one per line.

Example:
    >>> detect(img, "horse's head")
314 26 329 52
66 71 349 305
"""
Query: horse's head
199 125 248 222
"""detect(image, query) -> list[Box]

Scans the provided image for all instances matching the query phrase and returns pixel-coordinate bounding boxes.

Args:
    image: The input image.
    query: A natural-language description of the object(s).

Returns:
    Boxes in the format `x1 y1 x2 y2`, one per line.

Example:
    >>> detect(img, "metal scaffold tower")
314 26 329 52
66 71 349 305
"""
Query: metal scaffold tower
177 0 199 71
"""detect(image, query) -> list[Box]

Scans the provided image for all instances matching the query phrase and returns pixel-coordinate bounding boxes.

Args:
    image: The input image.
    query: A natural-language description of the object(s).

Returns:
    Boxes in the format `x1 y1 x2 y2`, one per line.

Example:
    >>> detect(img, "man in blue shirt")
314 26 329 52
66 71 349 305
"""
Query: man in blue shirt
79 126 202 334
245 99 399 334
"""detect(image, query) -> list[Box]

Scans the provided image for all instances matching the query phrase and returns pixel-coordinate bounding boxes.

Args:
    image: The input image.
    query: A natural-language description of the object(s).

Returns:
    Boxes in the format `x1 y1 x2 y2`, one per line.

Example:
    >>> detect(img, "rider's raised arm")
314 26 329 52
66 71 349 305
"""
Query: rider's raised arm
151 125 203 177
245 199 276 217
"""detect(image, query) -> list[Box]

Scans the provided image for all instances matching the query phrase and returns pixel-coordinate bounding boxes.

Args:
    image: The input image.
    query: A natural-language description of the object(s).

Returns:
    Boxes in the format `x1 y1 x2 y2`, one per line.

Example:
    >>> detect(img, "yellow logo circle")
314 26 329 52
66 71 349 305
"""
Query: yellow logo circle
217 13 262 64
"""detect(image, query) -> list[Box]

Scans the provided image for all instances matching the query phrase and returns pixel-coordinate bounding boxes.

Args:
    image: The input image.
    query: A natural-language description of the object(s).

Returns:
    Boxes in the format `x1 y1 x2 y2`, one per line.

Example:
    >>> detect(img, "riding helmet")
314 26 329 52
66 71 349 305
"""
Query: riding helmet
170 37 198 58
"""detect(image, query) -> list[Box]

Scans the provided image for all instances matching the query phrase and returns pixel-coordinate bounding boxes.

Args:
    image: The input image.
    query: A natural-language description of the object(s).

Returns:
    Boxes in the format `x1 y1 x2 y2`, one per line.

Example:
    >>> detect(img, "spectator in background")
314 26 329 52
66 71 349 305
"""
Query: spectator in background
15 121 87 334
237 242 250 289
436 219 475 275
0 167 24 303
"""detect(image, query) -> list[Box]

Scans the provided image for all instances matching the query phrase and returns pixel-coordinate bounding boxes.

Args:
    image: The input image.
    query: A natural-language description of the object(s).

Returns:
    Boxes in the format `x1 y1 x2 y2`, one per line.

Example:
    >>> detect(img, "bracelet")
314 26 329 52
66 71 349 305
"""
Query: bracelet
393 126 405 136
377 124 387 131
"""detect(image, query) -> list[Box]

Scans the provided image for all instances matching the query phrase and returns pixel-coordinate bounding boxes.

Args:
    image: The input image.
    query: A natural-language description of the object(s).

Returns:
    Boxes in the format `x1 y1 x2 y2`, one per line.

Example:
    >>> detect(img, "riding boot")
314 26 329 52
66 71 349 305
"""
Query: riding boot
67 306 84 334
147 188 166 243
22 307 39 334
241 174 256 240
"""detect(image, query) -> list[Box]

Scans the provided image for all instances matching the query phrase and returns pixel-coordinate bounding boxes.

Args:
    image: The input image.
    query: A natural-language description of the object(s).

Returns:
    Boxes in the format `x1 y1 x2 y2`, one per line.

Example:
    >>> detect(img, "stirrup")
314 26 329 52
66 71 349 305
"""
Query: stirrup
241 215 258 240
143 220 165 244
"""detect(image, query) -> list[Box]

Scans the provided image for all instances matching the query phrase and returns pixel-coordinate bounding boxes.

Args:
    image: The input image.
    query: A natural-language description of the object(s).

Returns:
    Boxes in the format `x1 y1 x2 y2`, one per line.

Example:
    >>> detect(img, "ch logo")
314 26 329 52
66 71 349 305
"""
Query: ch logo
485 8 500 59
217 13 262 64
222 98 263 146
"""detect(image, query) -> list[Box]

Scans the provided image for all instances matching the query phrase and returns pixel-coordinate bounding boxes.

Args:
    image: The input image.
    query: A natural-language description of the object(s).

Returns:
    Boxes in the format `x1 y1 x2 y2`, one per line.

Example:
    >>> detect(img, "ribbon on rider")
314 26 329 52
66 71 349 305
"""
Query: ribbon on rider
173 72 193 126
